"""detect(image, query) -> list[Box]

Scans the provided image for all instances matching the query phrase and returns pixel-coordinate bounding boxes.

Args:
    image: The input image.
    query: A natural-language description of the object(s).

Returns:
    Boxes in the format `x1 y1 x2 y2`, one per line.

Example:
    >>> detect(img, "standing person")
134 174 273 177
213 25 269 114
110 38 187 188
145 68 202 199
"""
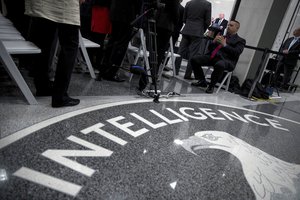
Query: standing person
190 20 246 94
80 0 93 39
90 0 112 69
172 0 184 55
274 27 300 90
174 0 211 80
213 13 228 34
25 0 85 107
171 0 184 75
97 0 141 82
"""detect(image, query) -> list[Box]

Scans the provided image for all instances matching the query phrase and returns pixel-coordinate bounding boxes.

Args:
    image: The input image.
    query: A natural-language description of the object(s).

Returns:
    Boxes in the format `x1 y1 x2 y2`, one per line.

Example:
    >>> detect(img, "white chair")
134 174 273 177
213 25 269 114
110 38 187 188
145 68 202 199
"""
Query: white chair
126 31 180 82
0 15 40 104
126 29 151 83
0 40 40 105
158 39 181 80
205 67 233 94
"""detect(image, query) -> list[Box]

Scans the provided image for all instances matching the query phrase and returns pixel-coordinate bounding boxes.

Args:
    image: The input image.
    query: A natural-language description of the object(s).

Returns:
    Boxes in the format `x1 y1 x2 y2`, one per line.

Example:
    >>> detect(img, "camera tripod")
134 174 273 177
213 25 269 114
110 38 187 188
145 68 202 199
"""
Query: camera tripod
131 6 180 103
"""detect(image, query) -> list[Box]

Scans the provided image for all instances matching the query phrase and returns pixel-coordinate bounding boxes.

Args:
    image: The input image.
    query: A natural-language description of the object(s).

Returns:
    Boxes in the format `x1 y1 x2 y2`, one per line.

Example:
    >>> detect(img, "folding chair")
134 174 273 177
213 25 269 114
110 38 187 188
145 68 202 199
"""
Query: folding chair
205 66 233 94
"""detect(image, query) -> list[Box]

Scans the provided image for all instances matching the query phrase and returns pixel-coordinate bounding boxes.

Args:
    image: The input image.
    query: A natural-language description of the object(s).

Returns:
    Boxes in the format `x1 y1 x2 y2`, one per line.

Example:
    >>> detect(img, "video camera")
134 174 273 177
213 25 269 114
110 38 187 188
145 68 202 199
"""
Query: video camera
204 23 223 39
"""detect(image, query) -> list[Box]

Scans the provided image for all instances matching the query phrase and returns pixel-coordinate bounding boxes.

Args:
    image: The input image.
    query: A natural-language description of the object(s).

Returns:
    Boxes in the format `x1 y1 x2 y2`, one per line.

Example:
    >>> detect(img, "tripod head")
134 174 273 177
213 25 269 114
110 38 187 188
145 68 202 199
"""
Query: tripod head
130 0 165 27
143 0 165 10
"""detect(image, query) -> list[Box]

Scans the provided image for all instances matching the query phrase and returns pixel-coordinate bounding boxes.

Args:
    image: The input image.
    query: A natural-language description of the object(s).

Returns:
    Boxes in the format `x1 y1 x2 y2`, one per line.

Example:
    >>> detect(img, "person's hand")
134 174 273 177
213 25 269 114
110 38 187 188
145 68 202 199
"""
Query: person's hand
282 49 289 54
214 33 226 46
80 0 85 4
204 30 215 38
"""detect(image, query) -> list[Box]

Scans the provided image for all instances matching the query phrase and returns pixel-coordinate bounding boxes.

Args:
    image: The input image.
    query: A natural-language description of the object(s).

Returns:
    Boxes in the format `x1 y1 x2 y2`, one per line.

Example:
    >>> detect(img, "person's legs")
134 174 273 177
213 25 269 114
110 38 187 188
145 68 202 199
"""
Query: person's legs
206 60 232 93
90 32 107 69
273 61 284 87
103 21 133 79
175 35 190 75
209 60 227 87
52 23 80 107
155 28 172 78
190 55 211 81
282 63 294 87
184 36 203 79
28 17 57 96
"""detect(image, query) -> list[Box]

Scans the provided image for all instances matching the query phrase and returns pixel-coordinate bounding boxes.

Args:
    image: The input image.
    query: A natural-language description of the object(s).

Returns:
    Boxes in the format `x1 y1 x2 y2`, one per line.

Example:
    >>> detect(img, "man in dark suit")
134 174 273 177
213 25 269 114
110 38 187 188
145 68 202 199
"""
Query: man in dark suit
190 20 246 93
97 0 141 82
274 27 300 89
174 0 212 79
213 13 228 35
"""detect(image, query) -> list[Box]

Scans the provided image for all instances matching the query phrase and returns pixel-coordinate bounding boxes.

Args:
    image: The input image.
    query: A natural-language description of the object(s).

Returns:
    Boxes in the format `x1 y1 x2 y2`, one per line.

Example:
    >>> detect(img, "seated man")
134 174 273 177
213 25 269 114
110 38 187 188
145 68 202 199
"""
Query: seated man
190 20 246 93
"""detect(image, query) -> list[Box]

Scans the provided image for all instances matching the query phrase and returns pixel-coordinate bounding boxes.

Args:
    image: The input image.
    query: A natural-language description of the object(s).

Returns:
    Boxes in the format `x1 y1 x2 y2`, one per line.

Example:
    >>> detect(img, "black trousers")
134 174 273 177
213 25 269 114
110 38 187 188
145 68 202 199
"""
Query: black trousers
175 35 205 78
191 55 234 87
89 32 107 69
102 21 133 78
29 17 79 101
274 61 295 86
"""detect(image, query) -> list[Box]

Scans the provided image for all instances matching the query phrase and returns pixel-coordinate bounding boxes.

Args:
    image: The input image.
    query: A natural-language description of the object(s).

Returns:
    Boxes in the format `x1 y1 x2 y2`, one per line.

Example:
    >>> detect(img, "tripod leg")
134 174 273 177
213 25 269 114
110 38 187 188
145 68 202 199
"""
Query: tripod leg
146 18 160 103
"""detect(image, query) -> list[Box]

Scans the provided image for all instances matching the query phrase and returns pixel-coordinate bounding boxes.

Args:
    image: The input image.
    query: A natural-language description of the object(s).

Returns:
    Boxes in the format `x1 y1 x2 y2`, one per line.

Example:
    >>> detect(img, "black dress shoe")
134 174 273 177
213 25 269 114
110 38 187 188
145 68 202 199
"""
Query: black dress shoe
103 75 125 82
52 97 80 108
191 80 207 87
205 86 214 94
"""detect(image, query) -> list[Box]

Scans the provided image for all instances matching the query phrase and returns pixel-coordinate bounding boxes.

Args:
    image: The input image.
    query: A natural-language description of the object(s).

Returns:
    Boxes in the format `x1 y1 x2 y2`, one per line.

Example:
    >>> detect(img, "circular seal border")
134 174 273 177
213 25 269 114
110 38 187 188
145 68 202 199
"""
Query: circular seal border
1 99 299 150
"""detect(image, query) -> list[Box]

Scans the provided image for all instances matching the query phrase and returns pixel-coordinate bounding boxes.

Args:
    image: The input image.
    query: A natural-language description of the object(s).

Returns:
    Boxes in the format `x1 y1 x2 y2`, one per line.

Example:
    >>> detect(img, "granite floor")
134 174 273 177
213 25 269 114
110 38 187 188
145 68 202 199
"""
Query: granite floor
0 61 300 200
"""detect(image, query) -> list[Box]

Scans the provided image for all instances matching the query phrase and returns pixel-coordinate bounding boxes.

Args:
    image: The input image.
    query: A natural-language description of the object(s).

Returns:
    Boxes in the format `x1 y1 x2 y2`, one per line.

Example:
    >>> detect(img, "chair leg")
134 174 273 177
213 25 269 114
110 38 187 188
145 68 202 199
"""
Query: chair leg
216 71 232 94
79 31 96 79
225 72 232 91
0 41 38 104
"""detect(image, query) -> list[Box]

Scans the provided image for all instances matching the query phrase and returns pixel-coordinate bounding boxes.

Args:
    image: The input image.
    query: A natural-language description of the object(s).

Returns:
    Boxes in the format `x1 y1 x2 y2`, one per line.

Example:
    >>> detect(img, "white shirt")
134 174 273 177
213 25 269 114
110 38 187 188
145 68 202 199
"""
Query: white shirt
288 37 299 50
218 19 223 25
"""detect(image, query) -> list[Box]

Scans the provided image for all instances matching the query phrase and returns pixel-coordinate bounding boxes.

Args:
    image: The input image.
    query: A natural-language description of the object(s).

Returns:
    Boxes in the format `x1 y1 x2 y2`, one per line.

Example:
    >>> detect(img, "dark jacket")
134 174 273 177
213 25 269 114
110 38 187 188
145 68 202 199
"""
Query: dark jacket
181 0 211 37
207 33 246 70
156 0 180 32
92 0 110 7
280 37 300 66
213 18 228 34
109 0 141 23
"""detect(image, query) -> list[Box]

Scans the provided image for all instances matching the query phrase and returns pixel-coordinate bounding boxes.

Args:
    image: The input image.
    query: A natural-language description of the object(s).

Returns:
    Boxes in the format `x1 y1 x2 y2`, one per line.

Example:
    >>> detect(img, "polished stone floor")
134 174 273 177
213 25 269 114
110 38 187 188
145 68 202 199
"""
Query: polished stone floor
1 62 300 200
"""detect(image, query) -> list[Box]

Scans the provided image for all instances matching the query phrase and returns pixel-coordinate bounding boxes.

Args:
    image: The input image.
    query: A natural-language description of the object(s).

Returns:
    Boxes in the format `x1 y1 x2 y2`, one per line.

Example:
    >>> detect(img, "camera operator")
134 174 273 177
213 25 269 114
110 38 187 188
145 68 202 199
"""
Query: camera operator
190 20 246 93
137 0 181 91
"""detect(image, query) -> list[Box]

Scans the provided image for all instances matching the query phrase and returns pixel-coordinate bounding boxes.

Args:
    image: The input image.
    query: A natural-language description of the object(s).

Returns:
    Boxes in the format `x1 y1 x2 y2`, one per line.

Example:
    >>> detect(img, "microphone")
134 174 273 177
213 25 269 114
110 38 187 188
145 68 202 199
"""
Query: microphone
130 65 148 75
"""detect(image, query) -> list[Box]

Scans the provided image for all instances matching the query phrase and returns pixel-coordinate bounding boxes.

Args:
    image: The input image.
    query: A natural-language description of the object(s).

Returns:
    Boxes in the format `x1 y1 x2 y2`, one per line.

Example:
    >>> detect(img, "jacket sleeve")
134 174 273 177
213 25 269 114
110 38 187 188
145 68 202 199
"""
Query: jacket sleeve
92 0 111 7
204 3 211 31
182 2 189 23
288 46 300 55
222 38 246 59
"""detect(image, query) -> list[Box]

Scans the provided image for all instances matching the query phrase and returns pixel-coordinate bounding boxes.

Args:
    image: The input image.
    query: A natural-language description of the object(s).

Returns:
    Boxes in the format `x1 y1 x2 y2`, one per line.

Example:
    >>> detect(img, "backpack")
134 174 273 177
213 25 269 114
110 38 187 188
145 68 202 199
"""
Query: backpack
228 75 241 93
240 79 269 99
